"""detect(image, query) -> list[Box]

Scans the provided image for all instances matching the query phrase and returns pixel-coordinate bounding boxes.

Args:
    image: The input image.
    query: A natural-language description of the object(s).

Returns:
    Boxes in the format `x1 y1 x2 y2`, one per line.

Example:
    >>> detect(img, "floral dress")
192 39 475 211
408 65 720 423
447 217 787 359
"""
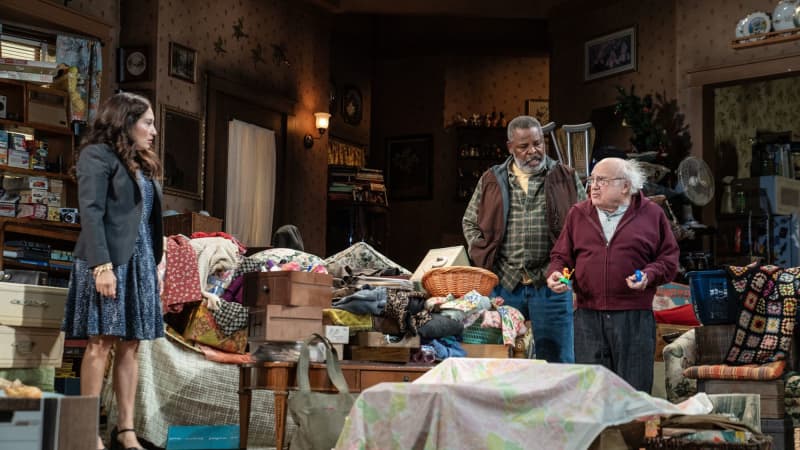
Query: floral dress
62 171 163 340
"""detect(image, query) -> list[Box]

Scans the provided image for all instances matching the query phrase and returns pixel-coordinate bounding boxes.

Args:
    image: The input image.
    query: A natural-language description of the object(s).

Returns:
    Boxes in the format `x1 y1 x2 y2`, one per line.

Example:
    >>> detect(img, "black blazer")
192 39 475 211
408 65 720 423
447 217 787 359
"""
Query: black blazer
73 144 164 268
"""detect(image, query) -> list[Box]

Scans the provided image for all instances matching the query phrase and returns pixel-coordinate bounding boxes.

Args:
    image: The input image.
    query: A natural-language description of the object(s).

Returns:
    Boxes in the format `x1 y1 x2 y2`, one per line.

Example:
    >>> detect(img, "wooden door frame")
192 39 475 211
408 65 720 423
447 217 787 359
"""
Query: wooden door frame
204 73 295 223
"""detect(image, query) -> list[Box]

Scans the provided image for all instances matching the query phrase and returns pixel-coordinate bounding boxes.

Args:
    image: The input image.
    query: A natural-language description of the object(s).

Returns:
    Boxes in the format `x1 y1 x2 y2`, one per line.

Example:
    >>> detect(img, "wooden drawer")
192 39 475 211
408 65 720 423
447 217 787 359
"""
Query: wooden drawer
0 325 64 368
247 305 323 343
0 282 67 328
360 370 425 390
298 365 360 392
243 271 332 307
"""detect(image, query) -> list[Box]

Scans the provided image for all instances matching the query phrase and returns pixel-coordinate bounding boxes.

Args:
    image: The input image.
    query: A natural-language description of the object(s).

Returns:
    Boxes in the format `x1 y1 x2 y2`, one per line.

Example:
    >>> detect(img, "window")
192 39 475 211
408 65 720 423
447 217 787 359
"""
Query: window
0 24 56 62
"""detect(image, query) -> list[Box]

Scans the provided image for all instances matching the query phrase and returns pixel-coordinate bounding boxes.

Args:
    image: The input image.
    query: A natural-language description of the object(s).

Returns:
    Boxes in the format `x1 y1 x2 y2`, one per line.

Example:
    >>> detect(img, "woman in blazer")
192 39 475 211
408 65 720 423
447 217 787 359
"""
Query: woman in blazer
62 92 163 450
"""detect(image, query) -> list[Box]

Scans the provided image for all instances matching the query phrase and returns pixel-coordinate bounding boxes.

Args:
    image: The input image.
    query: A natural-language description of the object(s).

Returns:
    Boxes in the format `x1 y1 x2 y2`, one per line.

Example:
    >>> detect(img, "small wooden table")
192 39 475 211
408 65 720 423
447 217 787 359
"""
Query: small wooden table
238 360 432 449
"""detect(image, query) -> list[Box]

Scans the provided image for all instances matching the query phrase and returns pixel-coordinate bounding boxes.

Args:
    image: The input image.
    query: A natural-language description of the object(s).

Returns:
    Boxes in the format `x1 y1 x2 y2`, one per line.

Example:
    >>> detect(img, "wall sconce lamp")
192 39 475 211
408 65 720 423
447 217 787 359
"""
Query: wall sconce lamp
303 112 331 148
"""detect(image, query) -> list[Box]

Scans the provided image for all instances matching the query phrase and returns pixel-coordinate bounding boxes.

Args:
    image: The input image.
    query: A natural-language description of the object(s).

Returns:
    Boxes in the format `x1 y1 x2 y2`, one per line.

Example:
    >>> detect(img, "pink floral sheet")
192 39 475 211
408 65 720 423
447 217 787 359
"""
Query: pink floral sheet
336 358 711 450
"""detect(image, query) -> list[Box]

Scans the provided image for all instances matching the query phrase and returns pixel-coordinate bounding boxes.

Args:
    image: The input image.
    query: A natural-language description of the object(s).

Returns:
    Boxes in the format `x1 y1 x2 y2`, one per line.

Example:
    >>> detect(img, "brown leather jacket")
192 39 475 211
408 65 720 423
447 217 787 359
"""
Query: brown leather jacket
466 157 579 270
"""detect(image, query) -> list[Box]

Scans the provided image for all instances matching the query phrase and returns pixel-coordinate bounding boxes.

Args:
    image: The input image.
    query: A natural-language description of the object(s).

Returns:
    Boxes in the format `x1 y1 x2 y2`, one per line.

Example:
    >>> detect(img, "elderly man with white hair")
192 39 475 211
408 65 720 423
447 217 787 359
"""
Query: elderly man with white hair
546 157 679 392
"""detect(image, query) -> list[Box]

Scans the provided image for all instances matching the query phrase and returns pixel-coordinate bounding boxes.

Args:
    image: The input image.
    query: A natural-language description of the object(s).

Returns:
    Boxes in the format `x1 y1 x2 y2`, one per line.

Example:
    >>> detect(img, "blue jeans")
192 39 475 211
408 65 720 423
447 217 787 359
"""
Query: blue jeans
491 284 574 363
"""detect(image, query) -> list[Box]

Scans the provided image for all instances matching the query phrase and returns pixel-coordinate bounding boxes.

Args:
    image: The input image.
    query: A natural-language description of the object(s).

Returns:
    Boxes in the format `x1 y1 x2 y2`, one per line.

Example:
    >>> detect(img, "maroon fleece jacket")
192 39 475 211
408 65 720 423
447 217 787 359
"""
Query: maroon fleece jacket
548 192 679 311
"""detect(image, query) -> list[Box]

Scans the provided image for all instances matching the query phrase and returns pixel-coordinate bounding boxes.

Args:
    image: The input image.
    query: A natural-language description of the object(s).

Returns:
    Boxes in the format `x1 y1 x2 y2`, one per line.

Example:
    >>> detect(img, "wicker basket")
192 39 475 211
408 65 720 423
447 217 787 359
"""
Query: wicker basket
462 323 503 344
421 266 498 297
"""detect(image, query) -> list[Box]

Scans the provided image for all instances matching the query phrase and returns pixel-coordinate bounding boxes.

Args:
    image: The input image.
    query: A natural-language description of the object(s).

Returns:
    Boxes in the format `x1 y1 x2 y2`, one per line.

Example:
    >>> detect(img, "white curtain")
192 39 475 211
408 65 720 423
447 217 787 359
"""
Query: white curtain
226 119 276 247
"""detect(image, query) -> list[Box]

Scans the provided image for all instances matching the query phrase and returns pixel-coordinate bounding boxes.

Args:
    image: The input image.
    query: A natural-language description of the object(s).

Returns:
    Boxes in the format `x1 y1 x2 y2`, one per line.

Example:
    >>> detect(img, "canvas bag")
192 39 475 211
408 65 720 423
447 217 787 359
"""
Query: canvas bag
287 333 357 450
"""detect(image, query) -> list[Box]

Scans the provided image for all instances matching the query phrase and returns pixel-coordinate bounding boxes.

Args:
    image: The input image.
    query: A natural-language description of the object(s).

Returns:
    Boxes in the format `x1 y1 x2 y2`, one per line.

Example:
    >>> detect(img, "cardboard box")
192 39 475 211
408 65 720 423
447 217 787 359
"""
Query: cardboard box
325 325 350 344
461 343 512 358
243 271 332 307
410 245 470 283
247 304 323 343
357 331 420 348
17 203 47 219
41 394 98 450
166 425 239 450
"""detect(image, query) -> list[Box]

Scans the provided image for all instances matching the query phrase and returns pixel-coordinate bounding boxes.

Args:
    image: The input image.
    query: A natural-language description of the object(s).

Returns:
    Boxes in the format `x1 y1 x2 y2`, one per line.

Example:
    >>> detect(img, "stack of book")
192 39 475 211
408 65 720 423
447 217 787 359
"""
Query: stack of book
0 58 58 83
3 239 51 267
328 166 388 206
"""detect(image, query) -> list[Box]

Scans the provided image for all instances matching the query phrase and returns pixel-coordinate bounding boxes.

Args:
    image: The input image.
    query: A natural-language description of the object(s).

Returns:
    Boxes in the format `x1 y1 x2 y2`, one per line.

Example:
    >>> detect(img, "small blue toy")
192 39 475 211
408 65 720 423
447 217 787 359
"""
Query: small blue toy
634 270 643 282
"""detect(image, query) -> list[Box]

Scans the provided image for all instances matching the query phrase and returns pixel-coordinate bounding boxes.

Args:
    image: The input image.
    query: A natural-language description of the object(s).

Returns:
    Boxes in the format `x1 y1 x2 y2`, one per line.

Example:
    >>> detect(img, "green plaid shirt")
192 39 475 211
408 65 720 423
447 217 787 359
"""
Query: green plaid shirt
464 158 586 291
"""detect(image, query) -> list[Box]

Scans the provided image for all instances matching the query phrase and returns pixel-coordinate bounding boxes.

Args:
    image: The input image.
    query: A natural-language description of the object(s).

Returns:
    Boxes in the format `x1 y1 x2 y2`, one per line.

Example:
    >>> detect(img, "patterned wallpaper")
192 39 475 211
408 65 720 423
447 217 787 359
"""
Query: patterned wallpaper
443 55 549 126
550 0 676 126
715 77 800 179
152 0 330 254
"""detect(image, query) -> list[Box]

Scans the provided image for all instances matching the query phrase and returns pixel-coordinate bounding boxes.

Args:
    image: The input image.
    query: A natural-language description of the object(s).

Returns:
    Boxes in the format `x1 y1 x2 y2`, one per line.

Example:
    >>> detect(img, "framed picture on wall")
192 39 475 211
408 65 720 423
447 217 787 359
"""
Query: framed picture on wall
584 26 637 81
118 47 151 83
169 42 197 83
160 105 204 199
386 134 433 201
524 98 550 124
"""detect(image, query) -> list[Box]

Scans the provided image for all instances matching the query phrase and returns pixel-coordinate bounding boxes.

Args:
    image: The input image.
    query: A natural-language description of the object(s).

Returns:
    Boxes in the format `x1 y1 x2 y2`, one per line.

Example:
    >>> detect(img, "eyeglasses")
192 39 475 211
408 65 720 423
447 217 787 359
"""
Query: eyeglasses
586 177 625 187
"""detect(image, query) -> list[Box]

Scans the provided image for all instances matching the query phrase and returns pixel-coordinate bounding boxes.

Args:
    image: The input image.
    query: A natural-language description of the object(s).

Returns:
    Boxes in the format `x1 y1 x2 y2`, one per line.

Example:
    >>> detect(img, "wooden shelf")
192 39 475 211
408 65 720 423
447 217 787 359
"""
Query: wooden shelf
2 218 80 241
0 118 72 136
2 258 70 273
731 28 800 49
0 164 72 180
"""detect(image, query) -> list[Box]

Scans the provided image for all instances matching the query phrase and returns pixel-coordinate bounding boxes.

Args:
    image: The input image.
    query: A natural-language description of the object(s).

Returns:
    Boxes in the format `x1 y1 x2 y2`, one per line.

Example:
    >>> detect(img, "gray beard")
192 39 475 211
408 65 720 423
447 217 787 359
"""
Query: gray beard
514 155 547 175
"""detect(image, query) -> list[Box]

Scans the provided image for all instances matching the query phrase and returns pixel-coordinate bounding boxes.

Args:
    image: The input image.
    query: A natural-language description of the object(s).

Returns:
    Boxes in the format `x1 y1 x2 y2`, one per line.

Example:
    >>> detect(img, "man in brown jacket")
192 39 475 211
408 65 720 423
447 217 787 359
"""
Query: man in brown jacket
462 115 585 362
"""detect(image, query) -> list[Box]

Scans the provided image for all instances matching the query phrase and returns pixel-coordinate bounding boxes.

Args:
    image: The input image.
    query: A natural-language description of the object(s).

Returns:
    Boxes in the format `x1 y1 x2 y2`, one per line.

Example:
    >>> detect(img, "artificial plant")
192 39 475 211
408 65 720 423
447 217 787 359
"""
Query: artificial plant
614 85 692 175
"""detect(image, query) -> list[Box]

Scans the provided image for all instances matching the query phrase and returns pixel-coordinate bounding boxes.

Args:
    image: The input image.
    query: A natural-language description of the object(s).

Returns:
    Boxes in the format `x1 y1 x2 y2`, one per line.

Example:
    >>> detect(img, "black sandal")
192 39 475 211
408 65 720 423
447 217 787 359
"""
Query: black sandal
110 427 145 450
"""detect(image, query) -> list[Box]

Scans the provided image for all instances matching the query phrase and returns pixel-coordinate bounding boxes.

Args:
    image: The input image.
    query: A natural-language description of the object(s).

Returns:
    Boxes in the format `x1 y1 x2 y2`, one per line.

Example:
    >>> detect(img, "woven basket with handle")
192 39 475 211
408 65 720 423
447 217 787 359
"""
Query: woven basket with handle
421 266 498 297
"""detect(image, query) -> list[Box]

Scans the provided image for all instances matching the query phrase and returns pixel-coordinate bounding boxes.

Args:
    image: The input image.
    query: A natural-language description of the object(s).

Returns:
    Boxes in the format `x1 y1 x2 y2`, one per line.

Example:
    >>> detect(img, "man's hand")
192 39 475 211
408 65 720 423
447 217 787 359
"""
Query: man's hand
95 270 117 299
625 271 648 290
546 271 569 293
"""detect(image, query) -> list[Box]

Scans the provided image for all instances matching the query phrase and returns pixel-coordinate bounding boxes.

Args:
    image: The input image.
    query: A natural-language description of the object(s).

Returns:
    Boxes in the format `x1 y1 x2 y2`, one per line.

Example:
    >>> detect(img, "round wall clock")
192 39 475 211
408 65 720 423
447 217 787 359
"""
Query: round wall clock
341 85 362 126
118 47 150 83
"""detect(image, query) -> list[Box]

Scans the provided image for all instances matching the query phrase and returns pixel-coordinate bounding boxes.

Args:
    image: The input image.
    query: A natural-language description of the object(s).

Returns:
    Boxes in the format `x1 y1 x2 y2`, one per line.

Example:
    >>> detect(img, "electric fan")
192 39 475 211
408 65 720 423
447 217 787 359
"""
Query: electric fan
675 156 715 228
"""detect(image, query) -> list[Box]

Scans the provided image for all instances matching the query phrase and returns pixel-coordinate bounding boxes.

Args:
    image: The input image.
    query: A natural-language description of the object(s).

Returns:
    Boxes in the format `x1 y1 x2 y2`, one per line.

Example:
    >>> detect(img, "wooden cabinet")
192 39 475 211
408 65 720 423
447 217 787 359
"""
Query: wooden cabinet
326 165 388 255
454 127 507 201
0 79 79 286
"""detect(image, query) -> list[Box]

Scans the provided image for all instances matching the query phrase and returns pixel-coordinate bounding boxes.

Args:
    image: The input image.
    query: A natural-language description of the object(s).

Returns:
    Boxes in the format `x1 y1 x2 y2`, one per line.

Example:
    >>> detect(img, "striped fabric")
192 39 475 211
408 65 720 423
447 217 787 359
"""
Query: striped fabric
683 360 786 381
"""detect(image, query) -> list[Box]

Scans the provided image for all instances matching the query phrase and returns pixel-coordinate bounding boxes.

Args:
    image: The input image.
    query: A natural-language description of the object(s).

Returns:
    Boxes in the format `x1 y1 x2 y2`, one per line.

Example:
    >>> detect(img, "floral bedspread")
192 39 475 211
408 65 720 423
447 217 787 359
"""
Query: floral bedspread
336 358 711 450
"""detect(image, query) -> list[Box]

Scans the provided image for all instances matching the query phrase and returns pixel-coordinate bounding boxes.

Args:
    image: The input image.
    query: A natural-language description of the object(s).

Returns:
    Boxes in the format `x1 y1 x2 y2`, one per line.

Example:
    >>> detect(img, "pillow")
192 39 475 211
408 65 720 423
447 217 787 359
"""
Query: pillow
234 248 326 279
653 304 701 326
682 360 785 381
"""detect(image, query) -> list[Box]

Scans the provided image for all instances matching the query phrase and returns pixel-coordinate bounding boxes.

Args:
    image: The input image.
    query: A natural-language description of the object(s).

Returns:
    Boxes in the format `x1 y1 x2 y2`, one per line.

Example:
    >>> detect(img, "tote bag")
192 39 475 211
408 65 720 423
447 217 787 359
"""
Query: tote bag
287 333 357 450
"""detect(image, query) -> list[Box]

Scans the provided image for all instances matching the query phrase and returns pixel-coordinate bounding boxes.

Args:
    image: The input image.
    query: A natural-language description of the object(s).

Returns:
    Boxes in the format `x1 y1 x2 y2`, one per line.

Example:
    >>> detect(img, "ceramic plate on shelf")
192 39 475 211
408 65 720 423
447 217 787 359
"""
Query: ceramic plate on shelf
773 1 797 31
744 12 771 36
793 5 800 27
735 17 749 38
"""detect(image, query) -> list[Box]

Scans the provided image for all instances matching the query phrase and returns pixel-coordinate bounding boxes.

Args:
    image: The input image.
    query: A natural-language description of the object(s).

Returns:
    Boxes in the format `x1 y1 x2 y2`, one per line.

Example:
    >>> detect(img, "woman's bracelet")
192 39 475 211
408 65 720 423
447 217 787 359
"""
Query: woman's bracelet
92 263 113 278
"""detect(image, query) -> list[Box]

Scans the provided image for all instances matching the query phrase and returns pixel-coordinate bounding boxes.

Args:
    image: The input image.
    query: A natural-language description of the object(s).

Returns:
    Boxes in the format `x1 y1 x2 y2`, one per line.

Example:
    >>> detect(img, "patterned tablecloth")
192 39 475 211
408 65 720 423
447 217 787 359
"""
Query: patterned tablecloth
336 358 711 450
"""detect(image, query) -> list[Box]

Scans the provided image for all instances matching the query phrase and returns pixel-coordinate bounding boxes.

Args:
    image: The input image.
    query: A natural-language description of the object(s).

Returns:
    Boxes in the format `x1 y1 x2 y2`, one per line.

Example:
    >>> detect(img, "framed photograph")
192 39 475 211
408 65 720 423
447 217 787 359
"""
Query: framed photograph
160 105 204 199
524 99 550 124
169 42 197 83
118 47 151 83
386 134 433 201
341 85 363 125
584 26 637 81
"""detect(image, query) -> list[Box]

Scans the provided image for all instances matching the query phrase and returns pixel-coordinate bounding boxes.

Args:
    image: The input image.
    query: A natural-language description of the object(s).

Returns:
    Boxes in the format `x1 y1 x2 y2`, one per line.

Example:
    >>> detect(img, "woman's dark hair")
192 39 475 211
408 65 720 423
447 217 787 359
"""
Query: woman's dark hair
72 92 161 178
